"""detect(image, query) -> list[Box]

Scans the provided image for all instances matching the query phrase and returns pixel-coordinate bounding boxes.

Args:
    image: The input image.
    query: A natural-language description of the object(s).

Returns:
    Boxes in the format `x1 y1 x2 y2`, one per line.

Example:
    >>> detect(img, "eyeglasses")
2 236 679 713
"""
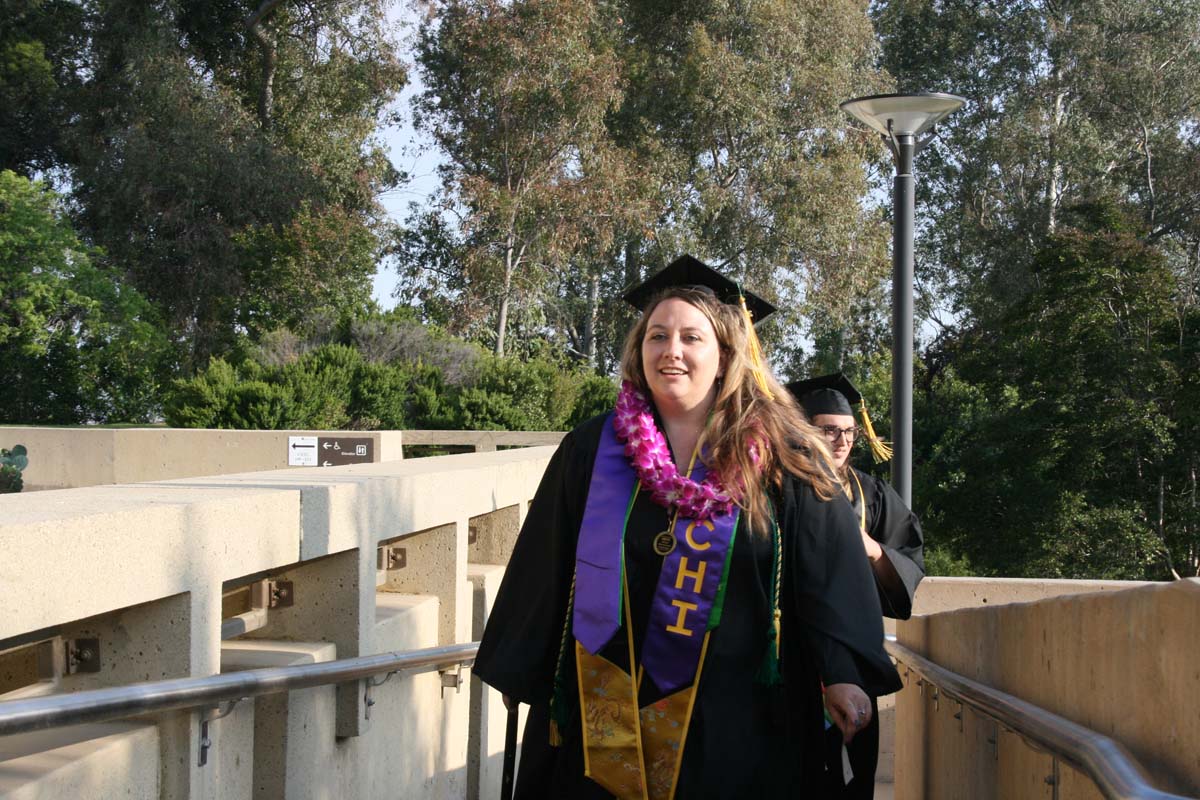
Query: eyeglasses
818 425 860 443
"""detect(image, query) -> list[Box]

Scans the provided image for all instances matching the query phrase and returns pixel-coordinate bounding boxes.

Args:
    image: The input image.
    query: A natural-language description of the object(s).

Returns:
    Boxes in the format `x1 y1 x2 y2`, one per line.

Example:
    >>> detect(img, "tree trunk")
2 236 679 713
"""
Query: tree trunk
624 238 641 288
496 238 516 357
1158 473 1181 580
1047 84 1065 233
582 273 599 369
246 1 284 130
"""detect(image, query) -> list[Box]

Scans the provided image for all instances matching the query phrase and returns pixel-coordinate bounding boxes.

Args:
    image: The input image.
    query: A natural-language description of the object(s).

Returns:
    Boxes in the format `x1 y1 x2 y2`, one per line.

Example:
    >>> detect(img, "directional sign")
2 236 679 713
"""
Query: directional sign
316 437 374 466
287 436 319 466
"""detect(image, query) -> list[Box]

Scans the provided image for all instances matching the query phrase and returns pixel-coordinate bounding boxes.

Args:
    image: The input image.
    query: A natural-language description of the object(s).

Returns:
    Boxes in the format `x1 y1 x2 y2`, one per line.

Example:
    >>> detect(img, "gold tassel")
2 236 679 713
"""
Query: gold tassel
772 608 781 654
548 719 562 747
739 295 775 401
859 402 893 464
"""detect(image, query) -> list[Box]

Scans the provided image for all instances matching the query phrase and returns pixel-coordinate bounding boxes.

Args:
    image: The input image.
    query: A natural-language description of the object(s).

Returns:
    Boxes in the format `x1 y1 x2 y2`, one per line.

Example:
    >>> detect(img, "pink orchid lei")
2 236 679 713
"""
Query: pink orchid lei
613 381 736 520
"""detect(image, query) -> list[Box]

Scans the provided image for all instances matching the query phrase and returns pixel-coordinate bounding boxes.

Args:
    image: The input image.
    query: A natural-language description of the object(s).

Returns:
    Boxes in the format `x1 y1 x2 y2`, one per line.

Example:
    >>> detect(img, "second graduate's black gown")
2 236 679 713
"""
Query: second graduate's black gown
475 414 902 799
825 466 926 798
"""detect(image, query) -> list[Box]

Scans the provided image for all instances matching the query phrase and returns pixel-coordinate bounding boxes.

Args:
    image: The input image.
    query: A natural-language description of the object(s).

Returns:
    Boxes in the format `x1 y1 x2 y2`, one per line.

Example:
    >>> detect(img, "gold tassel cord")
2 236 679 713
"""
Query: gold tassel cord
858 402 893 464
739 295 775 401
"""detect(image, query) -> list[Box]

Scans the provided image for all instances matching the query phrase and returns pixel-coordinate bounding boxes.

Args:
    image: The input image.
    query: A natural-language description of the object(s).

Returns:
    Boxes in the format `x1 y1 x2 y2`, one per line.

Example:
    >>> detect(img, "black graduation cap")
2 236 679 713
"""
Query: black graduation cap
621 254 778 324
785 372 893 463
785 373 862 418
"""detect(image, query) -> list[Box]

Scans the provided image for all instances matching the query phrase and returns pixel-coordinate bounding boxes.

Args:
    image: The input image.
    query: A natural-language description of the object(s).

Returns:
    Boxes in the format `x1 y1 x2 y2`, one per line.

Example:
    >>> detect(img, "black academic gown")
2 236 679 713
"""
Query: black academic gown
475 414 901 800
825 466 925 798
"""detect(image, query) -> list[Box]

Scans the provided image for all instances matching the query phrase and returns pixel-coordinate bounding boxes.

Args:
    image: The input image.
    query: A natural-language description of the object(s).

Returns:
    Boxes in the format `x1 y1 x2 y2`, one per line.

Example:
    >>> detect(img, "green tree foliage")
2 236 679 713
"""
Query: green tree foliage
6 0 406 368
914 205 1199 579
872 1 1200 580
0 0 85 174
873 0 1200 324
0 171 168 423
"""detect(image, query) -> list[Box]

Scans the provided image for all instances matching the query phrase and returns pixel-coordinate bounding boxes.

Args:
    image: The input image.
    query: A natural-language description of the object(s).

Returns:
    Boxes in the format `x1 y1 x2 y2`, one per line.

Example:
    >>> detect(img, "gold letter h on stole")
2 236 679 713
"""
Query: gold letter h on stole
665 520 713 637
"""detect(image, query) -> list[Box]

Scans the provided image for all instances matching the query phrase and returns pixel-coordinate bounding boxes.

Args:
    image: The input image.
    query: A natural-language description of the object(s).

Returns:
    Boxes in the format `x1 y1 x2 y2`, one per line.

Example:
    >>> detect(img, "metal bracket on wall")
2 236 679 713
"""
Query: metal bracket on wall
221 579 294 639
363 671 399 720
439 664 464 699
198 698 243 767
377 545 407 571
266 579 294 609
64 638 100 675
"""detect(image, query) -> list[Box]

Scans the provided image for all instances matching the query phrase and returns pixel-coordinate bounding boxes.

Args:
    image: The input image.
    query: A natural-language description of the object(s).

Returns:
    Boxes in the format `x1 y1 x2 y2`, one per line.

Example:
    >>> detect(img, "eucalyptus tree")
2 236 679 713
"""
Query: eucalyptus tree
608 0 893 364
411 0 652 357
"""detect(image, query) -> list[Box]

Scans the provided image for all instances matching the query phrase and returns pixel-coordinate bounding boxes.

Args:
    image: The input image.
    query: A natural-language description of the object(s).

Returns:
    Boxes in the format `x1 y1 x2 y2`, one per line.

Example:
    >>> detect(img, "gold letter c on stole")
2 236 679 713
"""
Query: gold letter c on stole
685 519 714 550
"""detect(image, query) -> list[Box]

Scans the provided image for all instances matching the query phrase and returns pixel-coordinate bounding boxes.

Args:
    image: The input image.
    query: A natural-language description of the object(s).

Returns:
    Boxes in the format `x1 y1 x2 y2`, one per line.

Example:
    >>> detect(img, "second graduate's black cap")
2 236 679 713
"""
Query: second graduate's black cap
786 372 893 463
621 254 777 324
785 373 861 417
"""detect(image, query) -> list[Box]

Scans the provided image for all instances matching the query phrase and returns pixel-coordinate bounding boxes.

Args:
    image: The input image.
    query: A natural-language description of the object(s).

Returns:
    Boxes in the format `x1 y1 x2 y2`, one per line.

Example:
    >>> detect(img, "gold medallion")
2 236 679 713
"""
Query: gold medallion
652 530 676 556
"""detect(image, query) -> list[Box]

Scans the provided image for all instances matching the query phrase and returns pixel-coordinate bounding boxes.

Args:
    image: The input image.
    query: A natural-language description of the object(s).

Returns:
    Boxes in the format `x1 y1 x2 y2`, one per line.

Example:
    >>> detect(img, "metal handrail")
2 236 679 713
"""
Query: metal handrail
885 637 1196 800
0 642 479 737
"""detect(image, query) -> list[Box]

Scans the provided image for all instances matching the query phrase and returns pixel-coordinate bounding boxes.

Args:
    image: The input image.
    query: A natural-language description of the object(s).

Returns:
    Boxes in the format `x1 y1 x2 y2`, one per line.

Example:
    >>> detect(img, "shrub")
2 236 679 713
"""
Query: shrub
0 445 28 493
565 373 618 428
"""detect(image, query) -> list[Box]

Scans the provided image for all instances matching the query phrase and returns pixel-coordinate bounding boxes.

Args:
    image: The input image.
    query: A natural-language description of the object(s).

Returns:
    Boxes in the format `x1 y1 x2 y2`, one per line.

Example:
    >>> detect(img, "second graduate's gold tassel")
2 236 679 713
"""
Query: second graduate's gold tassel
859 402 893 464
739 295 775 401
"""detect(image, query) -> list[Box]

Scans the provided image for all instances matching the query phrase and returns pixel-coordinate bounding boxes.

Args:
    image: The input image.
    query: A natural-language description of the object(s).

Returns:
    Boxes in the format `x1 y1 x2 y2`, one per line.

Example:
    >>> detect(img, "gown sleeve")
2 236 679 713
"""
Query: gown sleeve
782 476 902 698
472 418 600 704
858 469 925 620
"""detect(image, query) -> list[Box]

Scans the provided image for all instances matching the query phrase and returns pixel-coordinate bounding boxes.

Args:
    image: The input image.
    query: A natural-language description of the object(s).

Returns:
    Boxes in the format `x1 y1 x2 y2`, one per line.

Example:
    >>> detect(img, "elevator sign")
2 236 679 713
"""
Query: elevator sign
288 436 373 467
315 437 373 466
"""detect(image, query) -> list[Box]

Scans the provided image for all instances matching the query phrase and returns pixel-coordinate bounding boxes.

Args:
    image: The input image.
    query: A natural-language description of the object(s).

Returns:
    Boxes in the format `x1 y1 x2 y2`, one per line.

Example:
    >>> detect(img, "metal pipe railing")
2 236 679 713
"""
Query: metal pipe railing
0 642 479 737
886 636 1195 800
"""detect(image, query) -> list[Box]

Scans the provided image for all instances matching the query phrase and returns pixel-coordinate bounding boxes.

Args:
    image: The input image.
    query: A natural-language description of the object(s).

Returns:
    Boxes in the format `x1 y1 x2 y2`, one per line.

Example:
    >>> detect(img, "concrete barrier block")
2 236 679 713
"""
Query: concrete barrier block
240 550 367 739
366 592 463 800
467 506 521 567
0 484 299 641
380 522 468 647
466 564 528 800
0 722 159 799
221 640 338 800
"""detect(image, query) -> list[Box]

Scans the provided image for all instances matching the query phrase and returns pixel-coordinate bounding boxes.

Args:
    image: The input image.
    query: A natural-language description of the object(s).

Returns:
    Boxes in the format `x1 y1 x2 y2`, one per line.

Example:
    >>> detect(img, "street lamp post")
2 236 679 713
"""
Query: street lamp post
840 92 966 506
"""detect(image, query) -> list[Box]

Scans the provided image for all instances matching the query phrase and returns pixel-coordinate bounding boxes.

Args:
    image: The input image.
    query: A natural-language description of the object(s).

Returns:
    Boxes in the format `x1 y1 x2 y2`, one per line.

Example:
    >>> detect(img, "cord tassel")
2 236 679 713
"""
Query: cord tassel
547 573 576 746
739 294 775 401
859 401 893 464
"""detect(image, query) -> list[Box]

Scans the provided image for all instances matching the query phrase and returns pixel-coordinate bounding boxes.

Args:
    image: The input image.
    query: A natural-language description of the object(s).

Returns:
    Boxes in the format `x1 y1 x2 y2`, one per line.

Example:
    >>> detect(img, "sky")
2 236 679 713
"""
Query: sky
371 5 442 311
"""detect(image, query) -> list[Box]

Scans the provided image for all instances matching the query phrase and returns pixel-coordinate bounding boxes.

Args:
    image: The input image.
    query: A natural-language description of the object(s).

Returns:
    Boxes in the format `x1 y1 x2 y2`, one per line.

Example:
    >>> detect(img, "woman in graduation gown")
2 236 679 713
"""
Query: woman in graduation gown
788 373 926 799
475 257 902 800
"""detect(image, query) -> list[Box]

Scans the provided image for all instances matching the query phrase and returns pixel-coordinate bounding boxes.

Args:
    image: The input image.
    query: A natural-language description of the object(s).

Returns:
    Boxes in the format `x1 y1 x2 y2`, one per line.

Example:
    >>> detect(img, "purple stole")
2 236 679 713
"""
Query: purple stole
572 413 739 799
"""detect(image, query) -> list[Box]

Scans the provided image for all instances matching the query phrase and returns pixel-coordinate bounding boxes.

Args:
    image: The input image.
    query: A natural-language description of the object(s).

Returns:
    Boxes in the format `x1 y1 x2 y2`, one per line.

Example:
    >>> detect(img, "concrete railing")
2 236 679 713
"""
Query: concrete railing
893 577 1200 799
0 447 553 799
0 427 565 492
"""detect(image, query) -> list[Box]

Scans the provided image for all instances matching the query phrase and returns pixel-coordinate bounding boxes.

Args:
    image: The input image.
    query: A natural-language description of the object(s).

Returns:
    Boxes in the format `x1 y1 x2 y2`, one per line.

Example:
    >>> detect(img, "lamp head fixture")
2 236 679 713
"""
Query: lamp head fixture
840 92 966 157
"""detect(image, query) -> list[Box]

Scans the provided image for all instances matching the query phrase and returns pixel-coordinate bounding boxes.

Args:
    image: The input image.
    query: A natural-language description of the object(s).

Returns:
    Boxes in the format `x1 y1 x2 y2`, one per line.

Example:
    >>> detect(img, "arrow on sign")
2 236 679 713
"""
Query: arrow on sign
323 461 333 467
322 442 332 449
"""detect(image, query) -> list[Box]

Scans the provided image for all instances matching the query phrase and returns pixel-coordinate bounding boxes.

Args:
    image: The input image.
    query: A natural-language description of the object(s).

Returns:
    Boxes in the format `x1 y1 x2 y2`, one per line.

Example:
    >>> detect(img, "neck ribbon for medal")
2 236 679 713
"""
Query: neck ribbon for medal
847 469 867 531
571 413 739 800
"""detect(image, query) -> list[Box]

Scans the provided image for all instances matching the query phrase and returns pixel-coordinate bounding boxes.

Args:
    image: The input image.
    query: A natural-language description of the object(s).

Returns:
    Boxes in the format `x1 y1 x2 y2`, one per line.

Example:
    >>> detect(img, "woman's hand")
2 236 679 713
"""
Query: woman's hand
860 529 883 562
825 683 872 743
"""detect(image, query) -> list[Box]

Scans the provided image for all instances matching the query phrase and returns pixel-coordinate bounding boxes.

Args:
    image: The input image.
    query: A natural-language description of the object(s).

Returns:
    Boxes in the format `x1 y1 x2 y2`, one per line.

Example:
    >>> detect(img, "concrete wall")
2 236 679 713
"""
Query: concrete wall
0 427 565 492
0 446 554 799
894 578 1200 799
874 576 1146 785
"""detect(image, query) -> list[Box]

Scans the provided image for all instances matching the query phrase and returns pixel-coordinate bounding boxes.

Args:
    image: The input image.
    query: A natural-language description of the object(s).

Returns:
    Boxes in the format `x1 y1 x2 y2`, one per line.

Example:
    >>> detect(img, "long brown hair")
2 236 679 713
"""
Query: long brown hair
619 287 838 530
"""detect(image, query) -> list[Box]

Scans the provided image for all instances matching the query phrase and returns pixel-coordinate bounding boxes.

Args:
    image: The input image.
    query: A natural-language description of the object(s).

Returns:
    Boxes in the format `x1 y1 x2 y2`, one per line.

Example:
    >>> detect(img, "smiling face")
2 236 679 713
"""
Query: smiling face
640 297 724 416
